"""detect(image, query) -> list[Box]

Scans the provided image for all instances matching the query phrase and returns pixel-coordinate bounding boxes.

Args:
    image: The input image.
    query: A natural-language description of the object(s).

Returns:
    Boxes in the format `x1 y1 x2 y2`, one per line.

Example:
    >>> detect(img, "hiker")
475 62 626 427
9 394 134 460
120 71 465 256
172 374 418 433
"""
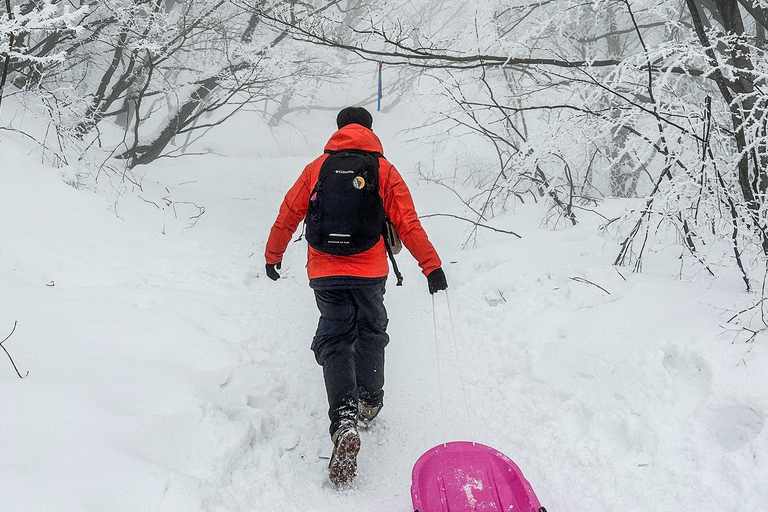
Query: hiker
265 106 447 485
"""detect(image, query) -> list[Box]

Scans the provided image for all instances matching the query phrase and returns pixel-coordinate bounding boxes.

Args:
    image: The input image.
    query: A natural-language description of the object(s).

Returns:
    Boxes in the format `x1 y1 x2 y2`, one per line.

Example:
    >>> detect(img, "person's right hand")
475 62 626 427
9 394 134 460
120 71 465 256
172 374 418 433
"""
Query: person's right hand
266 262 281 281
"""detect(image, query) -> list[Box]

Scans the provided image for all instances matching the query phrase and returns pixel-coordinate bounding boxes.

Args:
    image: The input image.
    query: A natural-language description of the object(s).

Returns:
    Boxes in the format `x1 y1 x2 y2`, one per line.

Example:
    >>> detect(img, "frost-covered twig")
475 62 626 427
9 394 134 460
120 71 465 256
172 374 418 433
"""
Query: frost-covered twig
419 213 522 238
567 277 611 296
1 321 28 379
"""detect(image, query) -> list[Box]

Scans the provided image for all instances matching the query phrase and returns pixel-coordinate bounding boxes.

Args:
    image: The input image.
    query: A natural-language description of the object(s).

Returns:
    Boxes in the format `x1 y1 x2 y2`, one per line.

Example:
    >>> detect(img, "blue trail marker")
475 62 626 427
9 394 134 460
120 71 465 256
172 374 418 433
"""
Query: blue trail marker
377 62 383 112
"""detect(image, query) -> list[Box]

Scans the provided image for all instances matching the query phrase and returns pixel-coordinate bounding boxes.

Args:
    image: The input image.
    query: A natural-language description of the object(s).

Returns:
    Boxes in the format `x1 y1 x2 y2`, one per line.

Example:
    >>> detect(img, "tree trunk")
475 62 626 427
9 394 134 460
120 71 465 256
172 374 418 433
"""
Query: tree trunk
688 0 768 254
714 0 768 199
606 5 641 197
0 0 13 116
122 73 222 167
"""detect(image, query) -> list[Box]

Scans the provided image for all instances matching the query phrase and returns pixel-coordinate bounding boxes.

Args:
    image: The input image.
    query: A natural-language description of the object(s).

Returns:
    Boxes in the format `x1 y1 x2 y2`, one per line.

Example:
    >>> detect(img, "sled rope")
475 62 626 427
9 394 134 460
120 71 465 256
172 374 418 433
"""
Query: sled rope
432 292 475 445
446 290 475 444
431 294 447 445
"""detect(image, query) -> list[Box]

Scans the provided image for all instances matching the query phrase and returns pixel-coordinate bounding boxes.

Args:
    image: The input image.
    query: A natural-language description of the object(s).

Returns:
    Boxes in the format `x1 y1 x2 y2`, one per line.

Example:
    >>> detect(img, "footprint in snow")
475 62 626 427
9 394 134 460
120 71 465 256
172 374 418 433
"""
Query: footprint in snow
702 404 765 451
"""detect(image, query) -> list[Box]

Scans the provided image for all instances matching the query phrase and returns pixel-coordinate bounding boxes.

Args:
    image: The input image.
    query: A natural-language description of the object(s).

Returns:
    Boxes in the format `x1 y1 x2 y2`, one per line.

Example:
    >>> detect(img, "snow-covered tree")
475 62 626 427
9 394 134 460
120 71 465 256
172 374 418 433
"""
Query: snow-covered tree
2 0 368 169
257 0 768 292
0 0 88 114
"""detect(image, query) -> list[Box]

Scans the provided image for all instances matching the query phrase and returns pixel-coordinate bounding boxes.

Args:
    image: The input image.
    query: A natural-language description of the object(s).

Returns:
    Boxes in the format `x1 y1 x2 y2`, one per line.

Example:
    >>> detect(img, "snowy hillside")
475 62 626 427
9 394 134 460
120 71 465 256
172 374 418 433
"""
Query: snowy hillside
1 111 767 512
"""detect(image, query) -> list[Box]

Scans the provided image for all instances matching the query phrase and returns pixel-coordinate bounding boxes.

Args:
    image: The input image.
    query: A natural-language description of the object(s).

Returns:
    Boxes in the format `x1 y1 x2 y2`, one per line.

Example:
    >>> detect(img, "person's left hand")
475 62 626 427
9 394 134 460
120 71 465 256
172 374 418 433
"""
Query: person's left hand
427 268 447 294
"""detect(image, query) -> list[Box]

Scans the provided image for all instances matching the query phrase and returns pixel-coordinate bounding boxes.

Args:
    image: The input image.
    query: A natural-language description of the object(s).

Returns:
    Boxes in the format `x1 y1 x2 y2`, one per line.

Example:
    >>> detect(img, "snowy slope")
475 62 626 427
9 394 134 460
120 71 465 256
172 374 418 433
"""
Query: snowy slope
1 121 767 511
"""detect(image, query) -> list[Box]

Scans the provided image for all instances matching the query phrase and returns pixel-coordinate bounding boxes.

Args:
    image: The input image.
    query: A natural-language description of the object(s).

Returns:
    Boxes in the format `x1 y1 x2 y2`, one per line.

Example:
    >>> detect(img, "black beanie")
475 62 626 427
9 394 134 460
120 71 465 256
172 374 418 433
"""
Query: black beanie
336 107 373 130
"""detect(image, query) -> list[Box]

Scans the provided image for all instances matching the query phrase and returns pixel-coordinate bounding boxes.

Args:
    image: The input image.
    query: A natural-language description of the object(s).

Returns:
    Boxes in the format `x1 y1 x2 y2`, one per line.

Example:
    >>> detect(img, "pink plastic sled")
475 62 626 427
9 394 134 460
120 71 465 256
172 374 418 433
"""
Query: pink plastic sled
411 442 546 512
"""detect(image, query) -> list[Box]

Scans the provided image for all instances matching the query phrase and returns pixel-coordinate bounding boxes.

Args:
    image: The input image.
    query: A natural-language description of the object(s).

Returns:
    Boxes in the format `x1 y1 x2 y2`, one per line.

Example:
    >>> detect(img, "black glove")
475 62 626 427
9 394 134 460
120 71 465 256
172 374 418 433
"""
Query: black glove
427 268 447 294
266 262 281 281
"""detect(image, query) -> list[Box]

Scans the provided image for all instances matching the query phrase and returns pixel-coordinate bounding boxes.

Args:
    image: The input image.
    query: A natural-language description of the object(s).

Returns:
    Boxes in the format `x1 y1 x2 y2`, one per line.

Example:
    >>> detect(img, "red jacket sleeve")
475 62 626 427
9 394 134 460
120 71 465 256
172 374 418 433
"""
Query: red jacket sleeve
380 160 442 275
265 163 314 265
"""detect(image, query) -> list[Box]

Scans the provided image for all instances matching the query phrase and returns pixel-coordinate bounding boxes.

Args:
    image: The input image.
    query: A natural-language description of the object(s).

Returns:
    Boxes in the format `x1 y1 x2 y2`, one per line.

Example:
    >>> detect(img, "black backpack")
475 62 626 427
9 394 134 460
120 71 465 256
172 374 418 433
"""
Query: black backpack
305 149 386 256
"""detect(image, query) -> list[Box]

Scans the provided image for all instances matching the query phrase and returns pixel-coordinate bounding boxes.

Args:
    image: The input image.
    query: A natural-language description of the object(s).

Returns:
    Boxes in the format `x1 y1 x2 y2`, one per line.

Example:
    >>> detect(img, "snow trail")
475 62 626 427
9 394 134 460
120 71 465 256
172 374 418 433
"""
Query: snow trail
1 133 767 511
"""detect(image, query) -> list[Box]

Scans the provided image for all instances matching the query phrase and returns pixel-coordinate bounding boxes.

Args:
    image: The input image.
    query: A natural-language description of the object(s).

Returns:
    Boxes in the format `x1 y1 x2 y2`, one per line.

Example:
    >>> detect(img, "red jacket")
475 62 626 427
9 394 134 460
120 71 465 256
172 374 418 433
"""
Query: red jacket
265 124 441 280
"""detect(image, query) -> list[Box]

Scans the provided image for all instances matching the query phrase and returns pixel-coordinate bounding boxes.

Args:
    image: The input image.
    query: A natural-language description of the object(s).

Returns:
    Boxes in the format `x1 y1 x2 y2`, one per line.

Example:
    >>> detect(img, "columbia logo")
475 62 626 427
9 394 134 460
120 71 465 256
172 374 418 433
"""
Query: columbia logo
335 170 355 174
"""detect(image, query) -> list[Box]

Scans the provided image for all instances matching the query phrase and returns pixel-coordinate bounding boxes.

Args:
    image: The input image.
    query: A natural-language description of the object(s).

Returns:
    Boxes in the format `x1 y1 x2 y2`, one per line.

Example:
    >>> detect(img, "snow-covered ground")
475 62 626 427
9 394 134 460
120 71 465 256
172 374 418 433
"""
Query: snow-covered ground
1 115 767 511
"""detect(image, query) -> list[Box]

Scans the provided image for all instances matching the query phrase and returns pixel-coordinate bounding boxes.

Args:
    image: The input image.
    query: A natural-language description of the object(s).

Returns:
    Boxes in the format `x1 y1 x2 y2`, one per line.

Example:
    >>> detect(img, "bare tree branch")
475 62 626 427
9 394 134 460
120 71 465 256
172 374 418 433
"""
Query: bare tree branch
420 213 522 238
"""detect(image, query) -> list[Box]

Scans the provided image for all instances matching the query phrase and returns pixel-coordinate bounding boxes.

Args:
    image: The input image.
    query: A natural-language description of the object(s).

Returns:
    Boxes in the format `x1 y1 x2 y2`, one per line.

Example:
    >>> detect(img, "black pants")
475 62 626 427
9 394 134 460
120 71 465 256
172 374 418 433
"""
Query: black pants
311 280 389 436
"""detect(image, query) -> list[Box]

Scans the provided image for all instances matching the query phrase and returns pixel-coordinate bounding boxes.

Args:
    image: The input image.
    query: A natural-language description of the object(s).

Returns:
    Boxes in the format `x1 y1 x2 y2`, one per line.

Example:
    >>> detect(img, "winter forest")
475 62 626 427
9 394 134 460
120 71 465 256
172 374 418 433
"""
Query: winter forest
1 0 767 510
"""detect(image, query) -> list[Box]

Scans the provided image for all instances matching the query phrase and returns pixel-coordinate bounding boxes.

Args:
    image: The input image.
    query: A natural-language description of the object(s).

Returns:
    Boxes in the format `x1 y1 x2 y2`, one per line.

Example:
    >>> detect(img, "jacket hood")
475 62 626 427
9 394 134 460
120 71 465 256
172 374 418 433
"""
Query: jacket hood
324 123 384 154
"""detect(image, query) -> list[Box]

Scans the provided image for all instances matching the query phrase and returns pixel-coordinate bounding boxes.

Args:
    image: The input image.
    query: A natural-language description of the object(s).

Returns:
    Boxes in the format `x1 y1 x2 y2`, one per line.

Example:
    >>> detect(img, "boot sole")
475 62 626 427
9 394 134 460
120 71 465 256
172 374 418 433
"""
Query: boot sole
329 430 361 486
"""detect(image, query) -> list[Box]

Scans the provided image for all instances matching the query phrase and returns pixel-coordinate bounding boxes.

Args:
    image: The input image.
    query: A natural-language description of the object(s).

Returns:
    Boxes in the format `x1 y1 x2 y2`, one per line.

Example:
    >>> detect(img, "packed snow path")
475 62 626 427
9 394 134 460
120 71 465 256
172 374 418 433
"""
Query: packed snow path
1 137 767 511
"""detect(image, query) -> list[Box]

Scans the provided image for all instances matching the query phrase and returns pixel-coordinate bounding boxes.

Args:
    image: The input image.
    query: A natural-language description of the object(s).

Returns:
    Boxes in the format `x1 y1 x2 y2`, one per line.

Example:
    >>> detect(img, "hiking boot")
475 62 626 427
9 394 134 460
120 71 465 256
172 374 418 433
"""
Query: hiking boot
358 401 383 430
329 426 361 486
